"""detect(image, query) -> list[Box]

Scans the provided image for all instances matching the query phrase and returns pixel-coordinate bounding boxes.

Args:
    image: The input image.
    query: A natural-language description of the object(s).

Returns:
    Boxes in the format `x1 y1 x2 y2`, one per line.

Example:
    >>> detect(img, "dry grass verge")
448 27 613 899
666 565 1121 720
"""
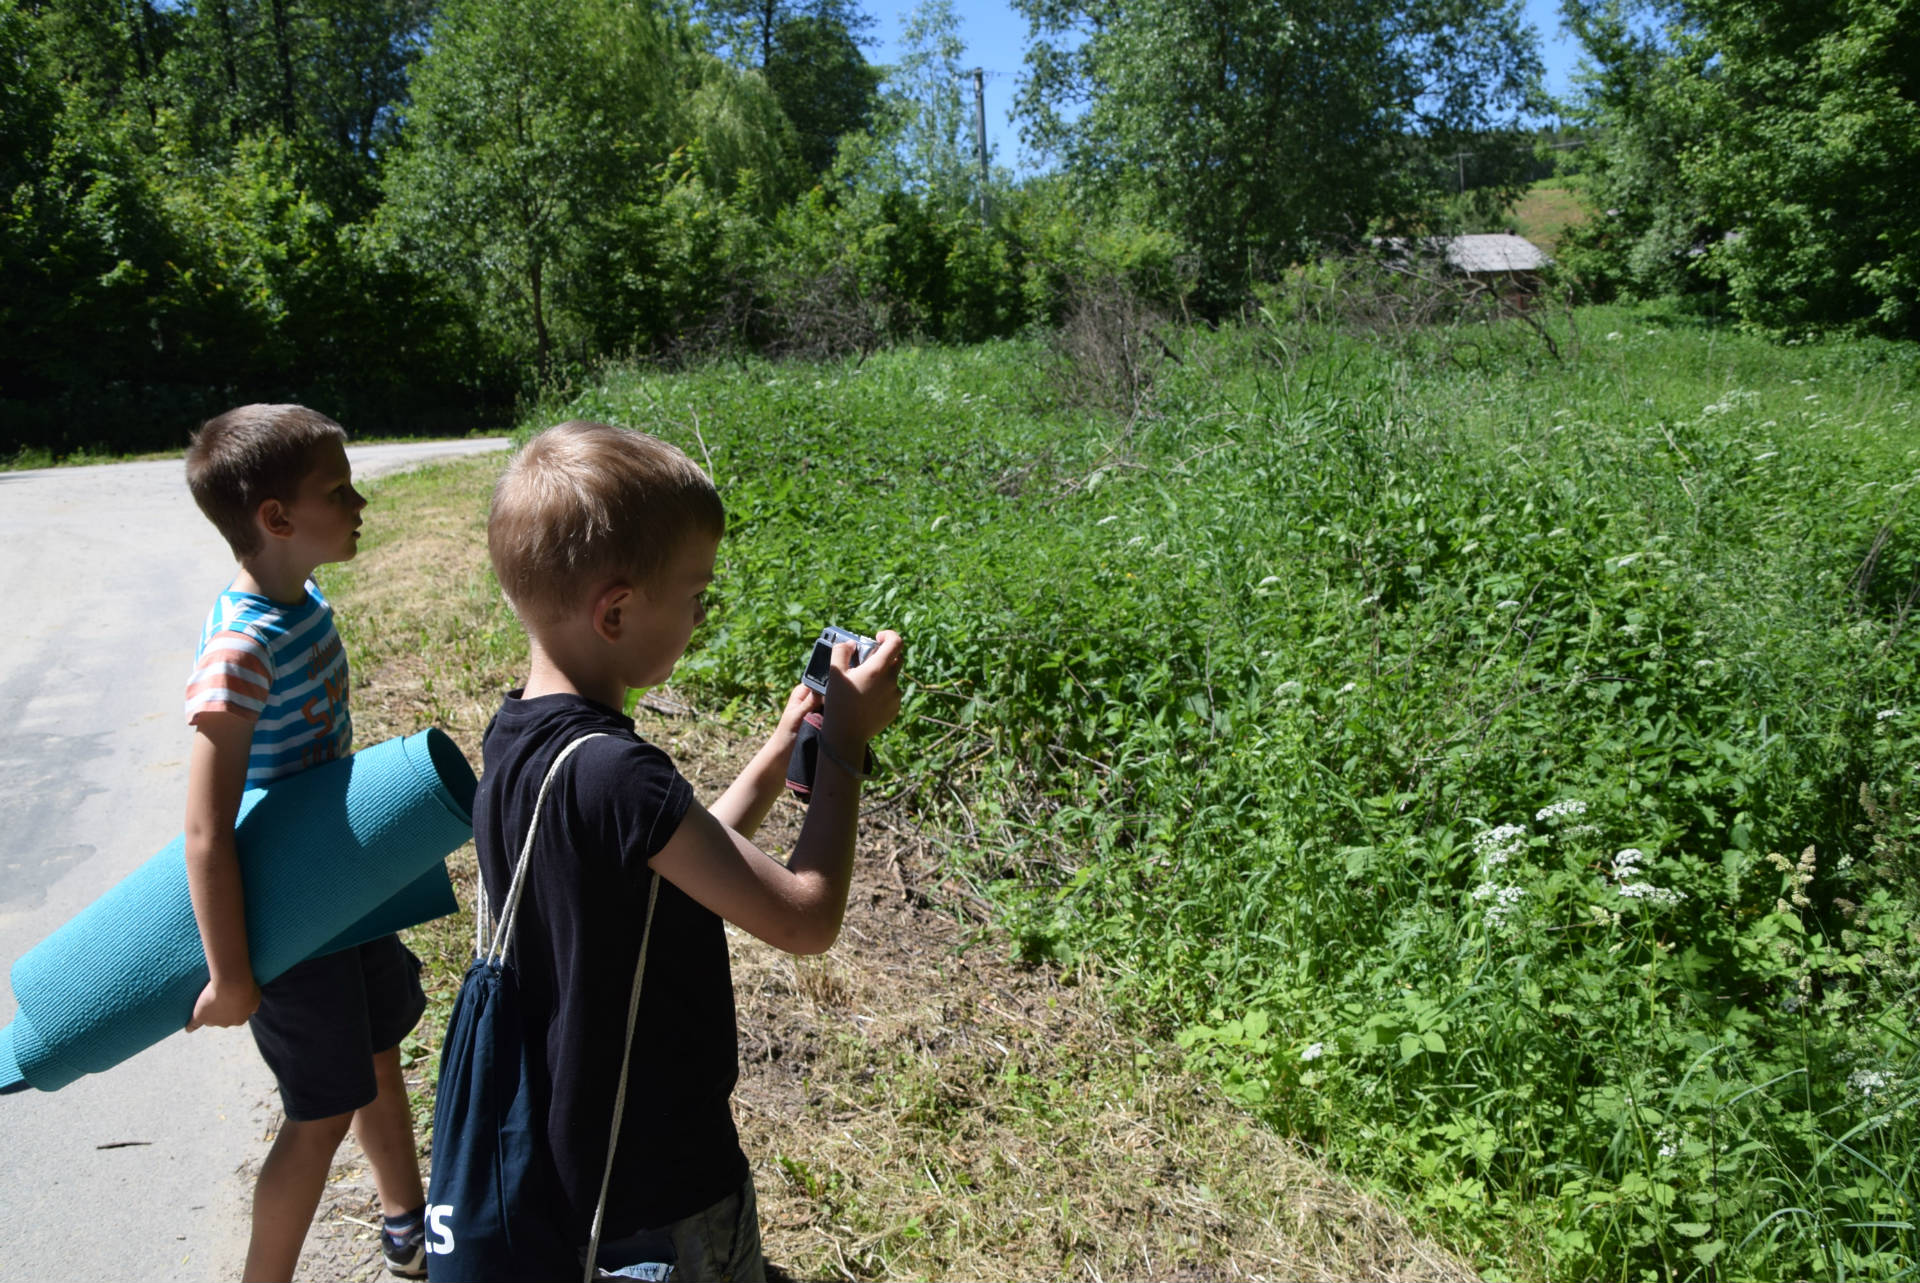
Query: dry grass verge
288 453 1478 1282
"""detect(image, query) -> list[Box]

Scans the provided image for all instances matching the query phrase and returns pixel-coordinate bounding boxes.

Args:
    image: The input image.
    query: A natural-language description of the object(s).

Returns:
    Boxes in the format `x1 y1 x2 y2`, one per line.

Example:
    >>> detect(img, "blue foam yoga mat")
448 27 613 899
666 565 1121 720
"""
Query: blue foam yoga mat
0 728 477 1095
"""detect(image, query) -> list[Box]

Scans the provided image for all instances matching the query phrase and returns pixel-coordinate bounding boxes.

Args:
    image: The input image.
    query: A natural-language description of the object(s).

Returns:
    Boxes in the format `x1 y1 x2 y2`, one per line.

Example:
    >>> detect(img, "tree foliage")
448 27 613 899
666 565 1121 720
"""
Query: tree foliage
697 0 881 177
1014 0 1543 307
1682 0 1920 335
886 0 979 210
382 0 813 375
762 10 882 176
1561 0 1920 336
381 0 672 375
2 0 486 453
9 0 1914 454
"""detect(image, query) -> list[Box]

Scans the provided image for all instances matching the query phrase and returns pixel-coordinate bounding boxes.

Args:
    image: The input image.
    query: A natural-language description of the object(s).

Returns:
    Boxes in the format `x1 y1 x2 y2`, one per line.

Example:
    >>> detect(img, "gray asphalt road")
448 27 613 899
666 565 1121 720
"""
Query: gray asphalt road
0 439 508 1282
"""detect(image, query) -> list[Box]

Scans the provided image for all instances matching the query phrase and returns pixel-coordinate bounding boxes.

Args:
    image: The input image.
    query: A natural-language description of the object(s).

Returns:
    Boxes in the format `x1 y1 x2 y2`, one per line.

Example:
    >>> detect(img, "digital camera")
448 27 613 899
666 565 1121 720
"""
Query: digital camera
801 625 879 696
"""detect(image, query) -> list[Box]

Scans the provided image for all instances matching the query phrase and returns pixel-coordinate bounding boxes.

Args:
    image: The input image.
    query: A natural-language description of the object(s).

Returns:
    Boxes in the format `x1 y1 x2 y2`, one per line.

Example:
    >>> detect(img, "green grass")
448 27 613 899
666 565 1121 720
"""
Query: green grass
1 445 184 470
1511 178 1594 254
0 430 504 472
516 308 1920 1280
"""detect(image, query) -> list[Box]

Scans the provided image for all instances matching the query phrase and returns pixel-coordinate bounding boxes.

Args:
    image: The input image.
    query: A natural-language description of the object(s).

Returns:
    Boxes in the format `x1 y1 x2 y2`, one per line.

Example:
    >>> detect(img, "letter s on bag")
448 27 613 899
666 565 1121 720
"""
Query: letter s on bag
425 1204 455 1256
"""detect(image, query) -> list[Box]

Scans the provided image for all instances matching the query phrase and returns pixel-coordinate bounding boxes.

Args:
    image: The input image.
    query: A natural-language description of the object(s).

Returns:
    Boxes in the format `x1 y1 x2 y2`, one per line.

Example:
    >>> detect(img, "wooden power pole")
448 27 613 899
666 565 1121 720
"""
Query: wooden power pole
971 67 990 224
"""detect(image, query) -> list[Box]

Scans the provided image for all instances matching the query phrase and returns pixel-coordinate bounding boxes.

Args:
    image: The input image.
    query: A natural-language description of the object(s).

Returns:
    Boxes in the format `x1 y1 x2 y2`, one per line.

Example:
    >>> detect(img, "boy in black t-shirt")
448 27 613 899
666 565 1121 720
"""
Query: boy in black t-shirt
464 420 903 1280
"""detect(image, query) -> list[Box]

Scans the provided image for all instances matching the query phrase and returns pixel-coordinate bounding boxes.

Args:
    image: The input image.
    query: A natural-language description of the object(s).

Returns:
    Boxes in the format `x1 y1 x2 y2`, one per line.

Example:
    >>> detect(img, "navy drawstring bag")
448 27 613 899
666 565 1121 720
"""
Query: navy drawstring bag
422 952 572 1280
426 734 662 1282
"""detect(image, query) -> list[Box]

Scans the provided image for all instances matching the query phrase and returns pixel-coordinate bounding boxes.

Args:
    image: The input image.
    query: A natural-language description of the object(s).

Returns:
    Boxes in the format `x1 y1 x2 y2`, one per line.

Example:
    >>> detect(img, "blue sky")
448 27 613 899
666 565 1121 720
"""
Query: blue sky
858 0 1583 172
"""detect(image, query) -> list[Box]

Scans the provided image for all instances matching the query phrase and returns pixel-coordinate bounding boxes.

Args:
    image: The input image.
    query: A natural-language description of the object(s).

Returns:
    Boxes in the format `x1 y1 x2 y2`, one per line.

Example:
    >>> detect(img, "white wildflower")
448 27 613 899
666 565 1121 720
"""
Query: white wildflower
1850 1069 1893 1098
1535 799 1588 822
1608 848 1683 907
1473 824 1528 868
1659 1143 1678 1159
1301 1043 1325 1062
1337 682 1357 695
1476 883 1526 928
1468 826 1531 928
1878 709 1900 721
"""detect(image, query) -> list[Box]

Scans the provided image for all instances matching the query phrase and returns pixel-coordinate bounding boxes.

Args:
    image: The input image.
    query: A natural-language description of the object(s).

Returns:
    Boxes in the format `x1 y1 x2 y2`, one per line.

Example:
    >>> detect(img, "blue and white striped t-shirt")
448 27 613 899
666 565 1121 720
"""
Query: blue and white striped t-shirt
184 579 352 786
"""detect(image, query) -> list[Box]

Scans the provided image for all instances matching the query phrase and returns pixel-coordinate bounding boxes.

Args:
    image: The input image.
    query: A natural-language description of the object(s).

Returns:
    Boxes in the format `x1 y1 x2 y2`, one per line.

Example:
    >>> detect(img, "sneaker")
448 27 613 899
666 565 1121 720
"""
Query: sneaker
380 1216 427 1279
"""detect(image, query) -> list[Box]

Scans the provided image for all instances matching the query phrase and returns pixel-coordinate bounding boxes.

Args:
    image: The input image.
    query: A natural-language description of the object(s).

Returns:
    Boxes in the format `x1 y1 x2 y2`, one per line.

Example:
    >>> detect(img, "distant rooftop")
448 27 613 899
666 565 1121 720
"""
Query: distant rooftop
1441 233 1552 273
1375 233 1553 273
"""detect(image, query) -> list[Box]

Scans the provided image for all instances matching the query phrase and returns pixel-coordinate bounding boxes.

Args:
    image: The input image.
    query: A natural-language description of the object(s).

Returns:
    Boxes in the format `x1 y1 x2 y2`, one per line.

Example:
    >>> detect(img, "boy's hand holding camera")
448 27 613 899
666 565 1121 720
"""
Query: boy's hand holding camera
779 627 896 801
651 627 903 956
815 629 903 765
759 628 904 780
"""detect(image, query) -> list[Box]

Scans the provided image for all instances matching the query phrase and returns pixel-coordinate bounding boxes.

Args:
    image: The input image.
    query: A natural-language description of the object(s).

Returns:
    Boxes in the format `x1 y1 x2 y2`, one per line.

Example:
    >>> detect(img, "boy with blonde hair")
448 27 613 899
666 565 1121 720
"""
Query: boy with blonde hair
459 419 902 1280
183 404 429 1280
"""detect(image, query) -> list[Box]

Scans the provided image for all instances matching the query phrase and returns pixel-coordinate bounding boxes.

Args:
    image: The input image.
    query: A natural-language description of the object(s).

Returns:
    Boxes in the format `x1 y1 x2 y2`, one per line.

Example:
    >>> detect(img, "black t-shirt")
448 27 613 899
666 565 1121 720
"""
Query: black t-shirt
473 690 748 1239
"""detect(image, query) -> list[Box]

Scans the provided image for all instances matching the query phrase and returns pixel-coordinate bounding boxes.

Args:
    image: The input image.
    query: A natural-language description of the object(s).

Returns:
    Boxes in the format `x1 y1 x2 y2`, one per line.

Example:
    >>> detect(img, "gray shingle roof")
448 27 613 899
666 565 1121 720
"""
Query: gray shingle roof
1443 233 1551 273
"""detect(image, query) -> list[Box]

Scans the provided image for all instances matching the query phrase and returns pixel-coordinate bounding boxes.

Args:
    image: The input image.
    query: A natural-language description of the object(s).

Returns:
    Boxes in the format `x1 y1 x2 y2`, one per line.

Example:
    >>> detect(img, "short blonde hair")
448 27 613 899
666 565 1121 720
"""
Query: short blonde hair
488 420 724 625
186 404 348 558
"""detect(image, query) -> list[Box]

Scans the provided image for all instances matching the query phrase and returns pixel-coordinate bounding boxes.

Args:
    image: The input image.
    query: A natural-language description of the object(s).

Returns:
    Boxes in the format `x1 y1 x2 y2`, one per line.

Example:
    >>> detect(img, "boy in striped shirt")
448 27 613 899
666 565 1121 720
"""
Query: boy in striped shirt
182 405 428 1280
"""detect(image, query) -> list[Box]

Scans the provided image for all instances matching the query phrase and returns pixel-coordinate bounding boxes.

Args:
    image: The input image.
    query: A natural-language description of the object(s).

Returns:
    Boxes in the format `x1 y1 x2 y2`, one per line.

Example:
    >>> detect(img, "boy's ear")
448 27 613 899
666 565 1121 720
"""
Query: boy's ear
591 583 634 642
256 497 294 541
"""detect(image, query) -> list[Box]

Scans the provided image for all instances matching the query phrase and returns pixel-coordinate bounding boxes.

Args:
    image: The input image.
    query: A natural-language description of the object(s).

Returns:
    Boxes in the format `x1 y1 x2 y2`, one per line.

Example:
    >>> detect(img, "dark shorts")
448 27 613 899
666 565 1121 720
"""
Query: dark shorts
248 933 426 1122
585 1175 765 1283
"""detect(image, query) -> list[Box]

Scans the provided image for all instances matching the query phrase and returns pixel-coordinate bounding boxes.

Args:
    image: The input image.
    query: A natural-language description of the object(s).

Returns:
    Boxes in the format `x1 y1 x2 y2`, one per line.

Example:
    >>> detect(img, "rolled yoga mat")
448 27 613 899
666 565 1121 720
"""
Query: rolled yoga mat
0 728 476 1095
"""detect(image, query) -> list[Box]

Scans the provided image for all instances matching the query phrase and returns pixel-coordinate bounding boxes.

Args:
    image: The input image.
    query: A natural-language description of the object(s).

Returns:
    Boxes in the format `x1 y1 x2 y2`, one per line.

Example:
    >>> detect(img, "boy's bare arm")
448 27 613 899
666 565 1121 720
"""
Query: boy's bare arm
651 633 903 955
183 709 262 1030
707 683 821 841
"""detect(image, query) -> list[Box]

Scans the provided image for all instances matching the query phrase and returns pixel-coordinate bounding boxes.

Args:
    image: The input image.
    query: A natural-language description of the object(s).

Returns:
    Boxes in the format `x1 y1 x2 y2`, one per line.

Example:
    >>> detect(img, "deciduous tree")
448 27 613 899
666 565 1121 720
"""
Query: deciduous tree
1561 0 1919 336
1015 0 1542 308
764 11 882 176
381 0 681 375
1678 0 1919 335
698 0 880 177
